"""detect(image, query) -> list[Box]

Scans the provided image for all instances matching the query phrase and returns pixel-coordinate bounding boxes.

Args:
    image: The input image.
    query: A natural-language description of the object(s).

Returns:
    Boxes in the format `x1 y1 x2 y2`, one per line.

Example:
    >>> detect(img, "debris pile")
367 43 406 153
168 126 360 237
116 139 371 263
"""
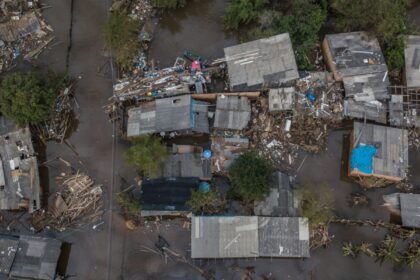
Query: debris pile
113 57 211 101
33 83 76 143
310 225 332 250
408 128 420 149
0 1 54 73
247 96 334 171
294 73 344 121
32 171 103 232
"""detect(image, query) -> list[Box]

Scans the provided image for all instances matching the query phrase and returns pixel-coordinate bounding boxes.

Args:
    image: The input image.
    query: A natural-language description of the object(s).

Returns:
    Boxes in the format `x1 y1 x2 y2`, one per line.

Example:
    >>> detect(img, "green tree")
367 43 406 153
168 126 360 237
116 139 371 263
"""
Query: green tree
0 72 56 126
125 135 168 178
186 189 226 214
224 0 269 30
151 0 187 9
376 235 401 265
295 184 335 228
274 0 326 70
330 0 418 70
103 12 139 71
228 150 273 203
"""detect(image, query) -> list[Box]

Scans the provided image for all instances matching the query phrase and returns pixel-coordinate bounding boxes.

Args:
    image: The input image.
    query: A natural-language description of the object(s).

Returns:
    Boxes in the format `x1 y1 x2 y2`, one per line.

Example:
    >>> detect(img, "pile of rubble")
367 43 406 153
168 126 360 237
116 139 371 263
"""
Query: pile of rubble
247 97 335 171
33 82 76 143
32 171 103 232
294 72 344 121
408 128 420 149
0 1 54 73
111 0 152 21
113 57 211 101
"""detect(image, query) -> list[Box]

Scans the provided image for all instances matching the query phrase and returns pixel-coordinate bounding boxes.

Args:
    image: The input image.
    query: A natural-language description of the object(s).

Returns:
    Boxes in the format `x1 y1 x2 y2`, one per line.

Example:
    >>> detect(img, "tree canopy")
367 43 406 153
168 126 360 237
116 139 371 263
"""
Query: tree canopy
295 183 335 228
186 189 226 214
0 72 57 126
224 0 269 30
103 12 139 71
125 135 168 178
228 150 273 202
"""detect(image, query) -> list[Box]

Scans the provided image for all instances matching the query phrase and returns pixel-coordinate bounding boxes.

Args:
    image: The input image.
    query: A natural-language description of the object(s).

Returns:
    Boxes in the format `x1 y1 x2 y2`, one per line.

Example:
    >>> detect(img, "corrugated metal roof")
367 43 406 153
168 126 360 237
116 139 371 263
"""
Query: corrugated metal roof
254 172 296 217
224 33 299 90
214 96 251 130
0 236 18 275
126 95 209 137
191 216 310 259
163 153 211 180
400 193 420 228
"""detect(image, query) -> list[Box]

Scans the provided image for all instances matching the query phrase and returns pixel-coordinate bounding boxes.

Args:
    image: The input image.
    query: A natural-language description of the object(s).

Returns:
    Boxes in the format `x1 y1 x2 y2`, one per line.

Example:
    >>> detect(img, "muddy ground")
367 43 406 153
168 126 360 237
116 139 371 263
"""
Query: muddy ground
6 0 420 279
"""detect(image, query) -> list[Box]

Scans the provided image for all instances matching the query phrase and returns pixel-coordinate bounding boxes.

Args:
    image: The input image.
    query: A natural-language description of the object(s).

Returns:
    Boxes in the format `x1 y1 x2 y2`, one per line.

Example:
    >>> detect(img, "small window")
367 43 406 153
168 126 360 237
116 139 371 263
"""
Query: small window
0 185 4 191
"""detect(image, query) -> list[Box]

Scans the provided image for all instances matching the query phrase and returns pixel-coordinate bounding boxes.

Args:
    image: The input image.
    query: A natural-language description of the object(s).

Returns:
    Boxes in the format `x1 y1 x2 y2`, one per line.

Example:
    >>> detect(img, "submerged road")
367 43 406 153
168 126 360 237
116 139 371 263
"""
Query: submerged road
36 0 133 279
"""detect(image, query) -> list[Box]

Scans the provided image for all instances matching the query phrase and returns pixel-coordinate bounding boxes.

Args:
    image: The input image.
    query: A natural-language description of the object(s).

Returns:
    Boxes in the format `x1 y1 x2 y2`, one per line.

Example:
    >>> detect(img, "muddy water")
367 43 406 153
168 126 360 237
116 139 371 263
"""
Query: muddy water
149 0 237 66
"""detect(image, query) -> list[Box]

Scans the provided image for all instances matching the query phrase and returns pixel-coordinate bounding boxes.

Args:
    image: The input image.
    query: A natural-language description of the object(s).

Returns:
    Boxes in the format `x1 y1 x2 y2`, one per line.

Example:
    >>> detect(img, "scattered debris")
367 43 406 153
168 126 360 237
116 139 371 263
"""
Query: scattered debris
310 224 332 250
348 192 369 207
33 82 76 143
0 2 54 73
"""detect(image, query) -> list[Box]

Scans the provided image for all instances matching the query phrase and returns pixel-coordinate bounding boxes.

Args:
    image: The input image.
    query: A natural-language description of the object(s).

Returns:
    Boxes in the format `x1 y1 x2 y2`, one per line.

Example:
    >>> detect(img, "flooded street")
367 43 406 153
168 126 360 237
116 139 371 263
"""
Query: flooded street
23 0 420 279
149 0 237 66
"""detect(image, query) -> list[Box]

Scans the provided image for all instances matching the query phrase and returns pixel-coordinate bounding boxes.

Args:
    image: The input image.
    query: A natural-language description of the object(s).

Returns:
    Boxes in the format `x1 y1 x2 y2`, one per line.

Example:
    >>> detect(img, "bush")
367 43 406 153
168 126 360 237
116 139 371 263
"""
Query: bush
151 0 187 9
0 72 57 126
224 0 269 30
125 135 168 178
186 189 226 214
229 150 273 203
103 12 139 71
116 192 141 218
330 0 418 70
295 183 335 228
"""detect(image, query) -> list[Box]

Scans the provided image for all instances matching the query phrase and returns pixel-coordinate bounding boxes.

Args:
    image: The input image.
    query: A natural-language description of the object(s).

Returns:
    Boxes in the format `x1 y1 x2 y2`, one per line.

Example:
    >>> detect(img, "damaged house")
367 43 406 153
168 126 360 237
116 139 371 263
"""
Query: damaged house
163 150 211 181
323 32 389 123
389 35 420 127
126 94 209 138
213 95 251 130
0 120 40 213
0 234 63 280
191 216 309 259
349 121 408 182
224 33 299 91
211 137 249 174
268 87 295 112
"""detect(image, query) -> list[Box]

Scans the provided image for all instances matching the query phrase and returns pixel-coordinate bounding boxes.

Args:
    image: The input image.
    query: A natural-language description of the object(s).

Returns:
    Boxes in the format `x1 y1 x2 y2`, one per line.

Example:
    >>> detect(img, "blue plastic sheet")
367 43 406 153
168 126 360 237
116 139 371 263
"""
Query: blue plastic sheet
350 144 377 174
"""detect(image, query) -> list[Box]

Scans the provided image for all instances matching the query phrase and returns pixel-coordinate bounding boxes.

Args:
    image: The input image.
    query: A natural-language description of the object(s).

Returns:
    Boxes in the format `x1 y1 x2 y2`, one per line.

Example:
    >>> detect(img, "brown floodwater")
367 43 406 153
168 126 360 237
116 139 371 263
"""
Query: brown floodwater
149 0 238 67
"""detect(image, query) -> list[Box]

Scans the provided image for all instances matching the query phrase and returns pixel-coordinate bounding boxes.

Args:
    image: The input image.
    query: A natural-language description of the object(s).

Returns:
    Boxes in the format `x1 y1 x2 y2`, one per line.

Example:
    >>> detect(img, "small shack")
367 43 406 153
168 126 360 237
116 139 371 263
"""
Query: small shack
191 216 309 259
383 193 420 228
269 87 295 112
163 153 211 181
0 234 62 280
126 94 209 137
136 177 199 217
254 172 296 217
213 96 251 130
224 33 299 91
0 121 41 213
349 121 408 181
405 35 420 89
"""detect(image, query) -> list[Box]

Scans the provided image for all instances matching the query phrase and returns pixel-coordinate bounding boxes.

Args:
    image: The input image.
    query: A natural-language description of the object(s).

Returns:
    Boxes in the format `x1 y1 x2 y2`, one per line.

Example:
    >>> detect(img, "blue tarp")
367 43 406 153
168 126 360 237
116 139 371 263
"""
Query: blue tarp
350 144 377 174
